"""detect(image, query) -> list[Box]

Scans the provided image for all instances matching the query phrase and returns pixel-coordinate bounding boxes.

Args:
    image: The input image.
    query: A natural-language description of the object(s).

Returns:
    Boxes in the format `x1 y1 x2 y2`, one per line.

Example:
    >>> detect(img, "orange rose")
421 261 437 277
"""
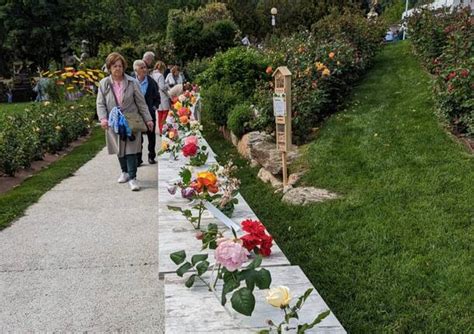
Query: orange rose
178 107 190 117
266 66 273 74
190 180 203 193
329 52 335 59
179 115 189 124
197 171 218 192
168 111 174 117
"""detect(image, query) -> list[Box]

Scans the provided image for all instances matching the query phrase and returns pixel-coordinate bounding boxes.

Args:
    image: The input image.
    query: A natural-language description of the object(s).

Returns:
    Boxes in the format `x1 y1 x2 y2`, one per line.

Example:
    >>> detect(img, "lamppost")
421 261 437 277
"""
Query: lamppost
403 0 409 40
271 7 277 33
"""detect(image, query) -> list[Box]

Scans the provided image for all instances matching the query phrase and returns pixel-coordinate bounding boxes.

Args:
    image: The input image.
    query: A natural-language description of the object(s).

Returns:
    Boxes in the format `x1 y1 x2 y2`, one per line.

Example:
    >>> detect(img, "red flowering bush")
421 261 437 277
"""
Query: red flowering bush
409 7 473 135
240 219 273 257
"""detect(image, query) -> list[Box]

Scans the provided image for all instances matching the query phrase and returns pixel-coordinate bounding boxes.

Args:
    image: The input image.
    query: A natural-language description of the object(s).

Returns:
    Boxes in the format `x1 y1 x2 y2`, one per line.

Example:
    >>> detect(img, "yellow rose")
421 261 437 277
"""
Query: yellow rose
174 101 182 110
161 141 169 151
266 286 292 308
322 68 331 77
315 62 325 71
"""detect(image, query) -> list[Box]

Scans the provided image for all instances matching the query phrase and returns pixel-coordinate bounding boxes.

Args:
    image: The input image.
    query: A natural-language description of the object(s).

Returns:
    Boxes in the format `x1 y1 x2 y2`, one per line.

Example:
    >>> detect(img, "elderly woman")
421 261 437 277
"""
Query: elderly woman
133 59 160 165
151 61 170 135
165 65 185 88
97 52 153 191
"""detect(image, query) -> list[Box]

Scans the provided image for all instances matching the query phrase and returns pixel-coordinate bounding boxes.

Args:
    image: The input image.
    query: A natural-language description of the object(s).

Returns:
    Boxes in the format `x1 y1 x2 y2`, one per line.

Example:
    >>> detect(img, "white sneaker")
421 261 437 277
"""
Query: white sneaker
128 179 140 191
117 172 130 183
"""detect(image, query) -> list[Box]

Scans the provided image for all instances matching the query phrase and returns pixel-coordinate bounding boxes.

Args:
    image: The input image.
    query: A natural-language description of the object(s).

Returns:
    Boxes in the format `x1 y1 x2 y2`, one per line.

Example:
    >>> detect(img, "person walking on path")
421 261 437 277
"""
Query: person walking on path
165 65 185 88
142 51 155 73
133 59 160 165
151 61 170 135
97 52 153 191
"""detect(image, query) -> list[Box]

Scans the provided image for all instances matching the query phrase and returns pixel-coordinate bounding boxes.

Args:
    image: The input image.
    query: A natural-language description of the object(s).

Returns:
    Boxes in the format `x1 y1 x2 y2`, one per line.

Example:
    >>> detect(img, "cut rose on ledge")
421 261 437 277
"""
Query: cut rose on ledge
240 219 273 257
214 238 249 272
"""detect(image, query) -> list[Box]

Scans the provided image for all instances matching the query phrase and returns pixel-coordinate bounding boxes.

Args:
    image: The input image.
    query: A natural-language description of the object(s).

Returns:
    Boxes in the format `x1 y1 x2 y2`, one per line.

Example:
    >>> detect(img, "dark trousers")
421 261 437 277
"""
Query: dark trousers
118 154 138 180
137 120 156 164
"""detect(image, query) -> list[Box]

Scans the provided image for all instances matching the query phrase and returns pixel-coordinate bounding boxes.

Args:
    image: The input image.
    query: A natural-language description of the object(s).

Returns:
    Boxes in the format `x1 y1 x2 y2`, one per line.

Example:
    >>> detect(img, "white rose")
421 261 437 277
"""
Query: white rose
266 286 292 308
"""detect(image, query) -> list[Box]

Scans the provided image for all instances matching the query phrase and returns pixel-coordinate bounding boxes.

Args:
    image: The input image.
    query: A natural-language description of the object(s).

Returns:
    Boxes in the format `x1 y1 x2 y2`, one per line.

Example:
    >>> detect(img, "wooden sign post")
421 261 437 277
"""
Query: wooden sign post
272 66 292 186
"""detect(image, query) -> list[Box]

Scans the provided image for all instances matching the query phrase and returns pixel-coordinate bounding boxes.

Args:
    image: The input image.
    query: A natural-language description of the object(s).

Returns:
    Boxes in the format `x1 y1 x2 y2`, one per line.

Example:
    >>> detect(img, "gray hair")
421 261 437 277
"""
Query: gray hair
143 51 155 61
133 59 146 72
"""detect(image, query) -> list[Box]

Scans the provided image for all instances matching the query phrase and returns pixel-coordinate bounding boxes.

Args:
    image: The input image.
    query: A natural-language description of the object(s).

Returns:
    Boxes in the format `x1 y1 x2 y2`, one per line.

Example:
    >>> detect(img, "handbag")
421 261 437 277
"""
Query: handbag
109 77 148 133
124 112 147 133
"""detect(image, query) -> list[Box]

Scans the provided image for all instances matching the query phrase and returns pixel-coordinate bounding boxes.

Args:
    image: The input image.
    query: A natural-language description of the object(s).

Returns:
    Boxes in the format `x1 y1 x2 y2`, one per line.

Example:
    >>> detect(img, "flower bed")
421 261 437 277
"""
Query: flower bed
0 97 96 176
195 11 385 144
408 7 473 136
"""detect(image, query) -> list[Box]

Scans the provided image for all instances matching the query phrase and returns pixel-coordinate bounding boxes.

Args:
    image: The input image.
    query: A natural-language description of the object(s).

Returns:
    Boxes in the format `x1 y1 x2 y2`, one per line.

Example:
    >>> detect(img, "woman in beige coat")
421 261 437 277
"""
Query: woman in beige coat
96 52 153 191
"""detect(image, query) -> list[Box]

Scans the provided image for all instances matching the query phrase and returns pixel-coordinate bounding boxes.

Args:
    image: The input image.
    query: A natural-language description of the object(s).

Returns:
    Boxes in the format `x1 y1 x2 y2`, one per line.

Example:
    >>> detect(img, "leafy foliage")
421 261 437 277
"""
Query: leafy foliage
0 97 96 176
227 103 254 138
408 7 474 135
200 83 243 127
166 3 238 63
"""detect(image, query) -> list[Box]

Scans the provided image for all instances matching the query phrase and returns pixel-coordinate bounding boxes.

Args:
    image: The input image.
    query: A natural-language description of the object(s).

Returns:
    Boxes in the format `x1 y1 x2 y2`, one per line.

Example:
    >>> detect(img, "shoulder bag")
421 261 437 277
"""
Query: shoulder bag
109 78 147 133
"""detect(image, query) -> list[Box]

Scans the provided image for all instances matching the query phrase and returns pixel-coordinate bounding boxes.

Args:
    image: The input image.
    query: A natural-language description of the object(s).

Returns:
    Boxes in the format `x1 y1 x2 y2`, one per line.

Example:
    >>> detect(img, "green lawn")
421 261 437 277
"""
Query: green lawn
0 102 33 115
0 125 105 230
203 42 474 332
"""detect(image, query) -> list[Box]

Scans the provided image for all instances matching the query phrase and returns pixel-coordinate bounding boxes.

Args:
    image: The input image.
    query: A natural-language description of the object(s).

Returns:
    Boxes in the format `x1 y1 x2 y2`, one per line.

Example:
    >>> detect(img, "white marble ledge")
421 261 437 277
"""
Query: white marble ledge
158 223 290 275
164 265 346 334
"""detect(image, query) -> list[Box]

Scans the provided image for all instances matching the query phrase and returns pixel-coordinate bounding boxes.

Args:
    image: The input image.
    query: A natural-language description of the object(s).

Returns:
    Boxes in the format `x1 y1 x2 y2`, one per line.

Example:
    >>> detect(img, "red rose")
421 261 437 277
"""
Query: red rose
241 234 260 252
259 245 272 257
182 143 198 157
447 71 457 81
460 69 469 78
241 219 266 235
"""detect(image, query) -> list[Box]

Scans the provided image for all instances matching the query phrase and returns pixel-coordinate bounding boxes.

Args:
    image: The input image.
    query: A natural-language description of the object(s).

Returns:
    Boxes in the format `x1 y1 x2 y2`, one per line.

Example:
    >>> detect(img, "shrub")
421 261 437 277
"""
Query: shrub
409 7 474 135
166 3 238 63
198 47 270 96
0 113 41 176
227 103 253 138
0 97 95 176
185 57 211 83
312 8 386 68
200 83 242 127
257 29 379 144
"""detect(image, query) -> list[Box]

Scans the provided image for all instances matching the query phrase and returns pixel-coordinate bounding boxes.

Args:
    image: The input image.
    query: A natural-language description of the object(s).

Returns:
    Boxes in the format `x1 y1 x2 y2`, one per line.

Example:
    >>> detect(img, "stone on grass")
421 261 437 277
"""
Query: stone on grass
237 131 300 174
282 187 338 205
257 168 283 189
288 171 306 187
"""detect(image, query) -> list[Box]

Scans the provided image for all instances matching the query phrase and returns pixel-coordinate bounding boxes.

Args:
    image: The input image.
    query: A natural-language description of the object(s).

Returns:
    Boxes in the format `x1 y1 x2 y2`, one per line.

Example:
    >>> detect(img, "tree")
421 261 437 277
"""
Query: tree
0 0 72 70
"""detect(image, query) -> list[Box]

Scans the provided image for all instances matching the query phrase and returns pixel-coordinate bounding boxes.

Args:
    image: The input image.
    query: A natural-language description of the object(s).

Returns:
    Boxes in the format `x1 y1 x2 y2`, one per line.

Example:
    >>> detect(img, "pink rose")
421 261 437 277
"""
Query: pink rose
184 135 198 146
215 239 249 272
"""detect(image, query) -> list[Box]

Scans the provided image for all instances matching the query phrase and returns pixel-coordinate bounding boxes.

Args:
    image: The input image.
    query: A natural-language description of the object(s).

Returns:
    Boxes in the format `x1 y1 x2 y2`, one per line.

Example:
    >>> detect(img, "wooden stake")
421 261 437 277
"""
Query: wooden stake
282 151 288 186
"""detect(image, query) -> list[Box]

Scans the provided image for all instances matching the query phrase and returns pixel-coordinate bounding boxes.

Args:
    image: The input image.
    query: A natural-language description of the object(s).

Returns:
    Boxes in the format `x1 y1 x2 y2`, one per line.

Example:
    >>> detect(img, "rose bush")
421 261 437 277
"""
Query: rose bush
408 7 473 135
0 97 96 176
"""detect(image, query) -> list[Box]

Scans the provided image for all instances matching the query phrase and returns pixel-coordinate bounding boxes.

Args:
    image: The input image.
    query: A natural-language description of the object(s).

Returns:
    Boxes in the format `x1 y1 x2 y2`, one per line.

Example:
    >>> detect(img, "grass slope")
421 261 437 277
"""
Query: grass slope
0 126 105 230
204 42 473 332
